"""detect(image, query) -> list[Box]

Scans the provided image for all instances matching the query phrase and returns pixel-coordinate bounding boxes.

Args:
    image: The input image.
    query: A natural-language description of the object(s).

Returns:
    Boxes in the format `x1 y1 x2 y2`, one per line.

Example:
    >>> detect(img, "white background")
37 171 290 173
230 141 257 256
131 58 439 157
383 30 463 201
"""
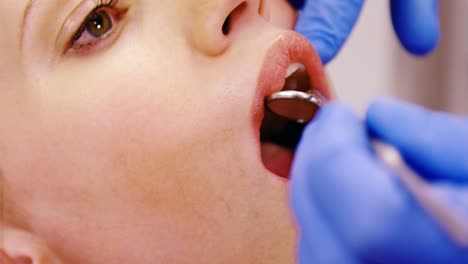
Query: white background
327 1 468 115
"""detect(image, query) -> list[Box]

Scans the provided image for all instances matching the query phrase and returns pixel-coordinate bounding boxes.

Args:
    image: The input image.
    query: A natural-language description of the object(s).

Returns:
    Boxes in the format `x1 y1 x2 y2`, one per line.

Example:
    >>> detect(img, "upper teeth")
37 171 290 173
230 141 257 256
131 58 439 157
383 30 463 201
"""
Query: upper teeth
285 63 305 78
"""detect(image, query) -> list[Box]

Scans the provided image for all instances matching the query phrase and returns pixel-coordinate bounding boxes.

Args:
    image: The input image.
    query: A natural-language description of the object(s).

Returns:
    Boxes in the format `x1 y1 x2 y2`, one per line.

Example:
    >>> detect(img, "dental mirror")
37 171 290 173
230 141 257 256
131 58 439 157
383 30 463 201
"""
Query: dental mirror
266 90 324 123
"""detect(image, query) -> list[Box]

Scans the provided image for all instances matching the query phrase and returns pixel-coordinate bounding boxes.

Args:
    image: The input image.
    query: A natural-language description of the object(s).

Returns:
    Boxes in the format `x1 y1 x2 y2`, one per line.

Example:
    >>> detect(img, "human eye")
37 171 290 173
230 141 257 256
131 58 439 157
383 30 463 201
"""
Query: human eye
65 0 129 56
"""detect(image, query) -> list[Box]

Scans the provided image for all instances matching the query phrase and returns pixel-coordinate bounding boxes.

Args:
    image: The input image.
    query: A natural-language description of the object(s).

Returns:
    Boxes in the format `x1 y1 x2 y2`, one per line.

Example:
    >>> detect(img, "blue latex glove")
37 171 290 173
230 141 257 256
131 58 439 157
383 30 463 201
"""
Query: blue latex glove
291 99 468 263
289 0 441 64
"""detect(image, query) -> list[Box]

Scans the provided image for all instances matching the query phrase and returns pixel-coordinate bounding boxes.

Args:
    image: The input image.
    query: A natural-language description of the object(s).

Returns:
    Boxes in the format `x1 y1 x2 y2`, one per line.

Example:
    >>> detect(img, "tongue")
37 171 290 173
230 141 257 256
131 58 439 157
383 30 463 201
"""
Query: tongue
261 143 294 179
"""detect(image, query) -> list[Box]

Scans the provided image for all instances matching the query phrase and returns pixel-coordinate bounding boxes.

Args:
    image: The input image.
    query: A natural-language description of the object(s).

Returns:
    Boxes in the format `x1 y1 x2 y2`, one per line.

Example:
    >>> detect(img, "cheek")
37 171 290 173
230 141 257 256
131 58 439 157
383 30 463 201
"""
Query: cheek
22 62 239 207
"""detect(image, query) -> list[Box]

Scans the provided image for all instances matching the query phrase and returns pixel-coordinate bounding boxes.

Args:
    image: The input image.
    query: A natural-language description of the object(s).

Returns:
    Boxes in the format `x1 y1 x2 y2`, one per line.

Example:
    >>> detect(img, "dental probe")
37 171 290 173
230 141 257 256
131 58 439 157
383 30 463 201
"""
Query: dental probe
266 90 468 247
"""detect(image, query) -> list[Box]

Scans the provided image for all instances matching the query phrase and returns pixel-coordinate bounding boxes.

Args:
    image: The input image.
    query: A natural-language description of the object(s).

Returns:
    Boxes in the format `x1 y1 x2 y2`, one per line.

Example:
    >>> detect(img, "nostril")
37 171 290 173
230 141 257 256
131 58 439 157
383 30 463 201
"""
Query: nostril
222 15 231 35
222 2 247 36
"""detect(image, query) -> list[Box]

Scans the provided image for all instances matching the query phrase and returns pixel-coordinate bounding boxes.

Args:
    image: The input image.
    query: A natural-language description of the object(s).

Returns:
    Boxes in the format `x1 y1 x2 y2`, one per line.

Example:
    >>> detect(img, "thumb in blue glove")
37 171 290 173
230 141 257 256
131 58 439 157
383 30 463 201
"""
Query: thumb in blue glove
291 100 468 263
292 0 440 64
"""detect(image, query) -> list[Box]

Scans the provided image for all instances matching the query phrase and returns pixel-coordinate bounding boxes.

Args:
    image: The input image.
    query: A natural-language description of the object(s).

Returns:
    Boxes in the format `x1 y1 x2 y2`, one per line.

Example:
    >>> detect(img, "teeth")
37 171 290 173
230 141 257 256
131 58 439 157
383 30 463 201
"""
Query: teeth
285 63 305 79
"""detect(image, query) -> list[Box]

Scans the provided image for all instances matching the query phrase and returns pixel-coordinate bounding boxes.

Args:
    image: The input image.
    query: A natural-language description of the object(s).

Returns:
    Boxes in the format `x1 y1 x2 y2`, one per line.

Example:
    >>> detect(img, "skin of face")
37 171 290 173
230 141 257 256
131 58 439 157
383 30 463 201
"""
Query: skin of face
0 0 299 263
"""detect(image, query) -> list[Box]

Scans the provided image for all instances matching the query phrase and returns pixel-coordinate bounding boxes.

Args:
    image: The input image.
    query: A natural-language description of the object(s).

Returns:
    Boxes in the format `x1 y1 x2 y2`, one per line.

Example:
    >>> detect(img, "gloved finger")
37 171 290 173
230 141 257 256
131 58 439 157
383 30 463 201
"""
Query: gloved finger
294 0 365 64
391 0 440 55
367 98 468 183
291 160 358 263
295 102 464 263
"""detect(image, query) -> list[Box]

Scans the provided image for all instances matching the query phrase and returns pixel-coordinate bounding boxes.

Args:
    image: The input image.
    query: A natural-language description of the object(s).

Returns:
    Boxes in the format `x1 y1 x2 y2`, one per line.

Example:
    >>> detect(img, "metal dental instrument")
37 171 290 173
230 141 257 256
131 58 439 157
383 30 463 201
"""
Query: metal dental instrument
266 90 468 247
266 90 324 124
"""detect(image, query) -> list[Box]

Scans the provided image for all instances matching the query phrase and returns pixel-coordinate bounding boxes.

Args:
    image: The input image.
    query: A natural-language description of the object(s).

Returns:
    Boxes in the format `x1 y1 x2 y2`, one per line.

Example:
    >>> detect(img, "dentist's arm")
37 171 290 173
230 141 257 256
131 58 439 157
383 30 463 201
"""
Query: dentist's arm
291 100 468 263
290 0 440 64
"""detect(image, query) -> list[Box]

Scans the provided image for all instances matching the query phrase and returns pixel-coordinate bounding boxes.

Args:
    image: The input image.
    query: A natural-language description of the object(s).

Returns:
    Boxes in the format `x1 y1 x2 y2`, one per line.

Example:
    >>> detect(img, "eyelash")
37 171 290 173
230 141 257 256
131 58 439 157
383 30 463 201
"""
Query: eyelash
66 0 125 55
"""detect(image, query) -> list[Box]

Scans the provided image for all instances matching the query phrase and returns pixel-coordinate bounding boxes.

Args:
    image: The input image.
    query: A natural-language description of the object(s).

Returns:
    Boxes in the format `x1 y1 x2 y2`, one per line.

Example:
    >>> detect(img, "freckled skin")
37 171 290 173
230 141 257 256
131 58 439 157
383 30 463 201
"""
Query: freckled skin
0 0 299 263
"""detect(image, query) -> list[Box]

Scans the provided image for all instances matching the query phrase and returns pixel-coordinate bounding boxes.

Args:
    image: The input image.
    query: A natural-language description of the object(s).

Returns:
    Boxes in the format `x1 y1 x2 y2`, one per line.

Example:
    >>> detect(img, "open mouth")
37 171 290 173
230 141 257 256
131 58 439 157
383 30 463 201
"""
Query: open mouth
260 64 309 178
254 33 330 179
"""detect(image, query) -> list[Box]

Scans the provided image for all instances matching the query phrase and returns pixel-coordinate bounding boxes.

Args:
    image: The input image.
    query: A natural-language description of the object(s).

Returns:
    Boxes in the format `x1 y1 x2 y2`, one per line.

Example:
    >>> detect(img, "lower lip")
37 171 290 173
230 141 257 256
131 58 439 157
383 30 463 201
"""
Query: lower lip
254 32 330 179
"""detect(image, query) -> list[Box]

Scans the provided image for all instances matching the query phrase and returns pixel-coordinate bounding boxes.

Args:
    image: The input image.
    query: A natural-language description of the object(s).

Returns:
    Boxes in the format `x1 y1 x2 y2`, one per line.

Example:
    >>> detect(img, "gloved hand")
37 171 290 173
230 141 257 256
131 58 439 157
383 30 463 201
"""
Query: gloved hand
289 0 441 64
291 99 468 263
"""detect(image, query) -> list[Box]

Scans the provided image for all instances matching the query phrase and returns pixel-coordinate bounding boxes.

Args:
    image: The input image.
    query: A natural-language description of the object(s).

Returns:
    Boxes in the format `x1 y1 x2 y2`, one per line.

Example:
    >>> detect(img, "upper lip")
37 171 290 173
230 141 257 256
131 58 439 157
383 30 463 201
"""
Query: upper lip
252 31 331 138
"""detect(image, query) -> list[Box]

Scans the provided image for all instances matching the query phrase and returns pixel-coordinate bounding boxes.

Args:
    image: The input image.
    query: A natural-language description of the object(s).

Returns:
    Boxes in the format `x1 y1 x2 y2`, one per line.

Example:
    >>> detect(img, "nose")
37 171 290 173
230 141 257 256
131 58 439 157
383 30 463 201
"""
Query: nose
190 0 270 56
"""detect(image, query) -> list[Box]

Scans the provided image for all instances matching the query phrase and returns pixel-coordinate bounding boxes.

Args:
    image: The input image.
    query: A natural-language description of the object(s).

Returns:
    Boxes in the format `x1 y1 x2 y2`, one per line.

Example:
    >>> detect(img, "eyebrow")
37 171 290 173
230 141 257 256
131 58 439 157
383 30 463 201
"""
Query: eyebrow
20 0 34 48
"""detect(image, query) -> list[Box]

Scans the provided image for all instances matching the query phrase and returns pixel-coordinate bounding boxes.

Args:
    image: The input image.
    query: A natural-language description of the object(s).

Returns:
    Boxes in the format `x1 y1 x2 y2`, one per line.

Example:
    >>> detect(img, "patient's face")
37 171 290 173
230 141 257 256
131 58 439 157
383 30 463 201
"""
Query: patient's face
0 0 326 263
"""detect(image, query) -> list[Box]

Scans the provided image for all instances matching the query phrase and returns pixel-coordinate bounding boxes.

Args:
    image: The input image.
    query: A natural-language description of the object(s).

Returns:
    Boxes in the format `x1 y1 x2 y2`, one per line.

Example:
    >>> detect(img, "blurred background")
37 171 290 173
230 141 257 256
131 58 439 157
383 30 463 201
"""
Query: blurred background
328 1 467 115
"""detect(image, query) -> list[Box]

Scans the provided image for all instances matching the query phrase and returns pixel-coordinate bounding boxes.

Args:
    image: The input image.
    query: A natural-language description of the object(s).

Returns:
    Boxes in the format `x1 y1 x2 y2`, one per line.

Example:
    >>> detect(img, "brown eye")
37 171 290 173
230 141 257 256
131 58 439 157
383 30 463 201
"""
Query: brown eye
66 3 129 55
85 10 113 38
